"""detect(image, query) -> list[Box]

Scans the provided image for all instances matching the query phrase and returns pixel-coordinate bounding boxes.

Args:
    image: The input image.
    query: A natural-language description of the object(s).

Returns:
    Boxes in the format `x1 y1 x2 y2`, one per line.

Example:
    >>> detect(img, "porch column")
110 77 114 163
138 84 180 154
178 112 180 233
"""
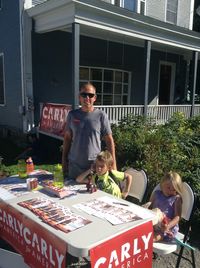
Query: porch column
72 22 80 109
144 40 151 116
190 51 199 117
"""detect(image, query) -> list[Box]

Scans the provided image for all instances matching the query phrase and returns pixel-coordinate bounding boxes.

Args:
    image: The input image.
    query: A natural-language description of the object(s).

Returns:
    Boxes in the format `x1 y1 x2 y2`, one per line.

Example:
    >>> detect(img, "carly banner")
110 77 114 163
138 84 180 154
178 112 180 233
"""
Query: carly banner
90 220 153 268
39 103 72 139
0 202 67 268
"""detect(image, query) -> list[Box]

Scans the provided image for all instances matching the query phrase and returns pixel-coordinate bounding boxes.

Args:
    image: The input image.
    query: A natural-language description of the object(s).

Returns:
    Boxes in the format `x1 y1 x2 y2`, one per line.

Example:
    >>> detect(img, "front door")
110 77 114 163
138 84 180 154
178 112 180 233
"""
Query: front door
158 62 175 104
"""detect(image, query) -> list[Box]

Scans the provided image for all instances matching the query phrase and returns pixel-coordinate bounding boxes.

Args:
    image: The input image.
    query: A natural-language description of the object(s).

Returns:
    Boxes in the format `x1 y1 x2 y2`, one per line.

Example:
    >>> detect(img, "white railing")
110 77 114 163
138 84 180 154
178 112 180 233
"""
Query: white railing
39 103 200 126
94 105 200 125
95 105 143 124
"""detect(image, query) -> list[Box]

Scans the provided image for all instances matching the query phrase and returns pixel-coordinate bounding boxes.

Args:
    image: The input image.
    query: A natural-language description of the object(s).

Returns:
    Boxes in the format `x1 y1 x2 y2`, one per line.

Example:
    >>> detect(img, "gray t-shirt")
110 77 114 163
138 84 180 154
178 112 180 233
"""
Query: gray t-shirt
66 108 112 170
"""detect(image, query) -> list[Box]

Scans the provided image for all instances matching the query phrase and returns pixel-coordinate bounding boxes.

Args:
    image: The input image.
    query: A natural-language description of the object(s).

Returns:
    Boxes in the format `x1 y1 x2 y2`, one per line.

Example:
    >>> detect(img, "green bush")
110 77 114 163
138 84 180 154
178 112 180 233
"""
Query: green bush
112 112 200 236
112 112 200 196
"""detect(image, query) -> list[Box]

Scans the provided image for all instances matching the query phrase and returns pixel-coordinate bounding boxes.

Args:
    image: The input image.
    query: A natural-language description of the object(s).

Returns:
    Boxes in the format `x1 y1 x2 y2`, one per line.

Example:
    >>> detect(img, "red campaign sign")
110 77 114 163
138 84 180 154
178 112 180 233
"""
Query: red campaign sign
90 221 153 268
0 202 67 268
39 103 71 138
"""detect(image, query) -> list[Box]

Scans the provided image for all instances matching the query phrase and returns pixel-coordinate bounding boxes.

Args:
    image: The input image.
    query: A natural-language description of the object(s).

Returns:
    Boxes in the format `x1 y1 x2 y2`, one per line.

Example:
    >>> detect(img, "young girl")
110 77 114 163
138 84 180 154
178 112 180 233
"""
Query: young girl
145 171 183 242
76 150 132 199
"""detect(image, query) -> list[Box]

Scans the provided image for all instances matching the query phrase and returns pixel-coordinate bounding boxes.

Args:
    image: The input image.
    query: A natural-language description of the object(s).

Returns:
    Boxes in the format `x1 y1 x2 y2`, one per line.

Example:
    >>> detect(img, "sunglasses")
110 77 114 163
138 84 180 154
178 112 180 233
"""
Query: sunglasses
80 92 96 98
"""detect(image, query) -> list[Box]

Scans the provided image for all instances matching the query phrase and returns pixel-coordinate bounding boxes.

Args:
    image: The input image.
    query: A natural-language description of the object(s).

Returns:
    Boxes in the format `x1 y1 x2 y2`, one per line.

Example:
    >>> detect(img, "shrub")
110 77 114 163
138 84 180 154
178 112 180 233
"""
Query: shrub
112 112 200 197
112 112 200 235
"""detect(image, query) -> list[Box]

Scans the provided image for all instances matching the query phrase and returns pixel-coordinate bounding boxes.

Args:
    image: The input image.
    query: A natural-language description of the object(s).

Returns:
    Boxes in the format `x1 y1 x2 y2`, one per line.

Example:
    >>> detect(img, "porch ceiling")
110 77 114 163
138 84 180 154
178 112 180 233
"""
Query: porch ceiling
74 24 192 58
27 0 200 55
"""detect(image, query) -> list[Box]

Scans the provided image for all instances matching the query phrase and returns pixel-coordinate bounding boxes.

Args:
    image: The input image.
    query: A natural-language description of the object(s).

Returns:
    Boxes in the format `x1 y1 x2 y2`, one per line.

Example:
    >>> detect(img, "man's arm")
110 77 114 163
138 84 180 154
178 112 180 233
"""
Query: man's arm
104 134 117 170
76 168 91 184
62 130 72 176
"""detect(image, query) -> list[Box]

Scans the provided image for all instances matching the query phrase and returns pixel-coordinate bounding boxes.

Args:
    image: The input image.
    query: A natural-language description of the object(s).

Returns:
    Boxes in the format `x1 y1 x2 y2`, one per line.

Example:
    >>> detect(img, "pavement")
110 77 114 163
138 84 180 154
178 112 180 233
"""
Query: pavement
153 246 199 268
1 239 199 268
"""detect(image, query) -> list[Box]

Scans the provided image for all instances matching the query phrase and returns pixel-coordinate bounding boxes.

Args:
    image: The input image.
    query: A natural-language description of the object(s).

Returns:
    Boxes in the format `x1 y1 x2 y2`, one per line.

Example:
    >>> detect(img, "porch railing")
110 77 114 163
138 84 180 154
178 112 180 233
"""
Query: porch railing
94 105 200 125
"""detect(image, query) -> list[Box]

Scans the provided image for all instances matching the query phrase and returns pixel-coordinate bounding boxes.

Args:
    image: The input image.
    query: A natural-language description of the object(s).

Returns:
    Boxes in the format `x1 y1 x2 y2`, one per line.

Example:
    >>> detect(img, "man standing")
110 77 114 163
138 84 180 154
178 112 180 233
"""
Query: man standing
62 82 116 180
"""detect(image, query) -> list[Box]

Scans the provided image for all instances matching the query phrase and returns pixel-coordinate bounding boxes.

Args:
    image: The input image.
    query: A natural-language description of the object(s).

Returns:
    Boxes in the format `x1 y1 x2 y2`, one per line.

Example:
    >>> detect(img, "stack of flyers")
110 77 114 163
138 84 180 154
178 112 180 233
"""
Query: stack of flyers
41 180 77 198
18 197 91 233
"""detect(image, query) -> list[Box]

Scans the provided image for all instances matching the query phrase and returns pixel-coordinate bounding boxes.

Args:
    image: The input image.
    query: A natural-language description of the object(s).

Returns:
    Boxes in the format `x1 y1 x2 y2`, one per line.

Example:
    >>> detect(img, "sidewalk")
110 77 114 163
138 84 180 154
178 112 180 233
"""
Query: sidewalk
153 246 200 268
1 235 199 268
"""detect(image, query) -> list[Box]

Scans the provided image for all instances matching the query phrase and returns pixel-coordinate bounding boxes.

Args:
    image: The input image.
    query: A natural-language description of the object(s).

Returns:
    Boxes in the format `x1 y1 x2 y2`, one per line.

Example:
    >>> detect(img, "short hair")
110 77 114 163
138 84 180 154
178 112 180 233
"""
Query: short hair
80 82 96 93
96 150 113 167
160 171 183 196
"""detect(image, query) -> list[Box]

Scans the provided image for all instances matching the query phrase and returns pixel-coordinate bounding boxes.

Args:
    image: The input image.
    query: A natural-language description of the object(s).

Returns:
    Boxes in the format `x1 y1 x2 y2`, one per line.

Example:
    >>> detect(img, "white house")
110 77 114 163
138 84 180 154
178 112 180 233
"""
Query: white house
0 0 200 136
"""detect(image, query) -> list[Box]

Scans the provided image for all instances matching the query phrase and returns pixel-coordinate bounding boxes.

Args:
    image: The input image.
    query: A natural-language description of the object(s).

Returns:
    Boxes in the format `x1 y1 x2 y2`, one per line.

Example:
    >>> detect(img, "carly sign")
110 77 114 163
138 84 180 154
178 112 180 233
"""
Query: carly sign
90 221 153 268
39 103 71 138
0 202 66 268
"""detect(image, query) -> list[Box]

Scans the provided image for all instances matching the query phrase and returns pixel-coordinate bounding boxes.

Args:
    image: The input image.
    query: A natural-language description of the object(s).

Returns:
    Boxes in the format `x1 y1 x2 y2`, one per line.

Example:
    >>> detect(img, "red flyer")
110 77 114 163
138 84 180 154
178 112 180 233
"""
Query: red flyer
90 220 153 268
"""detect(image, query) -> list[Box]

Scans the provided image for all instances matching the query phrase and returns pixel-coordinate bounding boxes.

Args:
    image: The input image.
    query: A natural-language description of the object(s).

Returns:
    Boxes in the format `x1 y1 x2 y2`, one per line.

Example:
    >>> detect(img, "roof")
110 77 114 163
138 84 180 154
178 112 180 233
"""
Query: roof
27 0 200 53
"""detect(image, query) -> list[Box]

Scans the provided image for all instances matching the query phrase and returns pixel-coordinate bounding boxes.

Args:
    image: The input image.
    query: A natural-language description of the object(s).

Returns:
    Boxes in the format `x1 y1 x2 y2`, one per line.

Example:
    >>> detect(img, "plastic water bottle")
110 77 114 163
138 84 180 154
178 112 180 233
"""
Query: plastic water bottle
17 159 27 178
53 164 64 188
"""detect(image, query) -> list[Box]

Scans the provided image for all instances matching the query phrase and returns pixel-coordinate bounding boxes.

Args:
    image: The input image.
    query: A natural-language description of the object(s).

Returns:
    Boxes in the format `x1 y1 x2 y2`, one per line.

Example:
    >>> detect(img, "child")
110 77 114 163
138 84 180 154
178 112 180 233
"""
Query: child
76 150 132 199
144 171 183 242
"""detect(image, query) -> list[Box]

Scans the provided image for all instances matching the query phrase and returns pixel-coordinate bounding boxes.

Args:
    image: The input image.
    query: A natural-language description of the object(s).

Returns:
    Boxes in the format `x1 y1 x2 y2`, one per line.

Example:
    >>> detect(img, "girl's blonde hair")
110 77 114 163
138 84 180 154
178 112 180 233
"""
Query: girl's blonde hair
160 171 183 196
96 150 113 168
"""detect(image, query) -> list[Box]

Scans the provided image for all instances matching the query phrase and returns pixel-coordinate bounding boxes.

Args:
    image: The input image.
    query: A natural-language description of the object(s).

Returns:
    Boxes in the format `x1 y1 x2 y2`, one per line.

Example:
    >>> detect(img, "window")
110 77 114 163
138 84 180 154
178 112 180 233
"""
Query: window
80 67 130 105
124 0 135 12
166 0 178 24
114 0 121 7
137 0 146 15
0 54 5 105
106 0 136 12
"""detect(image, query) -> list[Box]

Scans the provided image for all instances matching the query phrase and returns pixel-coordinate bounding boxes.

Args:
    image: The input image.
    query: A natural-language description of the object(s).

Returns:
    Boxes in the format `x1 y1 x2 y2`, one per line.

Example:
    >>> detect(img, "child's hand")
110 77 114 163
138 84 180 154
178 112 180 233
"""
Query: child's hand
161 222 168 232
161 221 173 237
161 216 170 232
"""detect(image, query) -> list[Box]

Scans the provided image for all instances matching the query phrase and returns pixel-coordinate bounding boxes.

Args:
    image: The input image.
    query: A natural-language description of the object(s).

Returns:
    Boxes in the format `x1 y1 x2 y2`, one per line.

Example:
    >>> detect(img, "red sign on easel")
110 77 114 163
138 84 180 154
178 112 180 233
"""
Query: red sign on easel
90 220 153 268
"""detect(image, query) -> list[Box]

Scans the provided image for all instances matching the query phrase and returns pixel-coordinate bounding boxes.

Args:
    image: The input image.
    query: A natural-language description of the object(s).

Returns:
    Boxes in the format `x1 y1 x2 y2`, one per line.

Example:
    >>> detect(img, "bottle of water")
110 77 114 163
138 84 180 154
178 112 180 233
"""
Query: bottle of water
53 164 64 188
18 159 27 178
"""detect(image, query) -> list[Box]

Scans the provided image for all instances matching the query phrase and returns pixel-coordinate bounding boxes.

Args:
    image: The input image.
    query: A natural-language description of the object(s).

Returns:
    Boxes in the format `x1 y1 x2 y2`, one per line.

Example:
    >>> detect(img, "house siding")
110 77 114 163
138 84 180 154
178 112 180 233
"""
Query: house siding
29 0 194 30
177 0 193 29
0 0 23 131
146 0 166 22
147 0 193 29
32 0 48 6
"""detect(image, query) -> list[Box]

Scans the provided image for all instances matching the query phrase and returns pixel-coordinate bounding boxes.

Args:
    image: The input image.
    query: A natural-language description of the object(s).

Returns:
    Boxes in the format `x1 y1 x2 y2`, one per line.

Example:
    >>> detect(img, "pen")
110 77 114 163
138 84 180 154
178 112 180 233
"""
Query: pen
112 202 129 206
